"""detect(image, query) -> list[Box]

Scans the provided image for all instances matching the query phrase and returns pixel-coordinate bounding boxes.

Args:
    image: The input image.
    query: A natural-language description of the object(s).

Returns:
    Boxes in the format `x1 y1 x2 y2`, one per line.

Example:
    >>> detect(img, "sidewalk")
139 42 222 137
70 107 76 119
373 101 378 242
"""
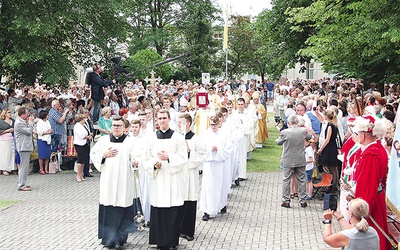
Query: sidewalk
0 169 339 250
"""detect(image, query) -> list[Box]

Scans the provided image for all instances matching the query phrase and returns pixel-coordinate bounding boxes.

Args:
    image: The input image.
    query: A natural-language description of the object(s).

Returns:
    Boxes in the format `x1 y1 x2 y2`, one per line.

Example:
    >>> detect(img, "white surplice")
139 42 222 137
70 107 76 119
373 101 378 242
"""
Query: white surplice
90 135 138 207
142 130 188 208
185 133 208 201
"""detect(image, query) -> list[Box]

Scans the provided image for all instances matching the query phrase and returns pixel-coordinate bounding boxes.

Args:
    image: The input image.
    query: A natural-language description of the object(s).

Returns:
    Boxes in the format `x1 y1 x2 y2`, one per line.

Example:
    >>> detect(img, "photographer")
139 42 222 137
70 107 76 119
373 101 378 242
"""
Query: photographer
90 64 115 123
322 198 379 249
48 99 71 153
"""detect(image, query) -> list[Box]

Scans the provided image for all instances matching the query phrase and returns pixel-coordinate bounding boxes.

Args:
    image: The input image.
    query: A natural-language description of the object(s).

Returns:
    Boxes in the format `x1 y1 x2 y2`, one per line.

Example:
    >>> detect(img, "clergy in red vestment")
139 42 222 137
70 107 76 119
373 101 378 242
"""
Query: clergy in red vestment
352 115 391 250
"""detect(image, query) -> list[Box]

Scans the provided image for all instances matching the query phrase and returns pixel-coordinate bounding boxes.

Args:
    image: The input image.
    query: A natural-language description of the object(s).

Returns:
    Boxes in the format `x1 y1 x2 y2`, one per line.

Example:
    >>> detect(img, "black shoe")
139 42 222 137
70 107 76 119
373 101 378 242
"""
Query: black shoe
220 206 227 214
281 202 290 208
186 235 194 241
234 179 240 186
238 178 246 181
202 213 209 221
115 244 124 250
84 173 94 177
300 202 308 208
199 170 203 174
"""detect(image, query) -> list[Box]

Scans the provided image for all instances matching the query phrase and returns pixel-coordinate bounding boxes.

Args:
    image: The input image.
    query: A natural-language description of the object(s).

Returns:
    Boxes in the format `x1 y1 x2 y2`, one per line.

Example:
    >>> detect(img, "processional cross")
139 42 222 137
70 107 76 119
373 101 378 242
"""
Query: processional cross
144 70 162 84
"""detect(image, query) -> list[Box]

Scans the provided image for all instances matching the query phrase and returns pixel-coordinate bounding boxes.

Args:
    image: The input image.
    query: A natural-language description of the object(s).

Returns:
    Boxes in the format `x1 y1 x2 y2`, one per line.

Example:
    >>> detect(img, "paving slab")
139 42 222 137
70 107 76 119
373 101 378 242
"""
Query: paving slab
0 168 339 250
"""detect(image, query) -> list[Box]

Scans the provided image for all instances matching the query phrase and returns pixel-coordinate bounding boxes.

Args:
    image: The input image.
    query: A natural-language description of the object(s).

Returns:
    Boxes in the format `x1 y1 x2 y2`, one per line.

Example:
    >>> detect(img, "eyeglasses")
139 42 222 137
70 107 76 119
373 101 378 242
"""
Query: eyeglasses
210 124 218 126
112 124 123 127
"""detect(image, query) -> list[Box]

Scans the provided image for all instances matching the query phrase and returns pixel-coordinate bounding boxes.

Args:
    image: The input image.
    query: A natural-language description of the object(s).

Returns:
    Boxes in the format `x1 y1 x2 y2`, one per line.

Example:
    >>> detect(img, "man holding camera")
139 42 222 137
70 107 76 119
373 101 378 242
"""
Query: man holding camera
90 64 115 123
48 99 70 153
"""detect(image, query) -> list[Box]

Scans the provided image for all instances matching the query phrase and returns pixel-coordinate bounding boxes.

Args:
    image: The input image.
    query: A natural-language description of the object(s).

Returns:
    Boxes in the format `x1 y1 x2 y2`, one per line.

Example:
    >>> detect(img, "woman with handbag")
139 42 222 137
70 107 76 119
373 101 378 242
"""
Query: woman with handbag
73 113 92 182
36 110 52 174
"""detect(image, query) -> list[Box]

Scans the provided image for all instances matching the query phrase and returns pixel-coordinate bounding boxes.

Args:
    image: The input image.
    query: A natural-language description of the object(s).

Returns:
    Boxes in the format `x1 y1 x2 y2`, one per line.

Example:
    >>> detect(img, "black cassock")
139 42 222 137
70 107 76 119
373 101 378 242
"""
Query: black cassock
149 129 184 249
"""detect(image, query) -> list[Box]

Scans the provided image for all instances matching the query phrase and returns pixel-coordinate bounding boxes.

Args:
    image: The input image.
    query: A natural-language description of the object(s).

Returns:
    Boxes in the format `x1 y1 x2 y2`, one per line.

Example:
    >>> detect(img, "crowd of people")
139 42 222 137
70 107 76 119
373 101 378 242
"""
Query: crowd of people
273 78 397 250
1 68 398 249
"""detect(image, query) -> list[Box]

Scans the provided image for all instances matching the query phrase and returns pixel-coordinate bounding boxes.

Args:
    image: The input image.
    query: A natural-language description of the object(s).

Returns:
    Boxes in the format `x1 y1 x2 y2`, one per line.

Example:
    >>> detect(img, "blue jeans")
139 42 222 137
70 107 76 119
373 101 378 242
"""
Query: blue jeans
51 134 62 152
92 100 101 123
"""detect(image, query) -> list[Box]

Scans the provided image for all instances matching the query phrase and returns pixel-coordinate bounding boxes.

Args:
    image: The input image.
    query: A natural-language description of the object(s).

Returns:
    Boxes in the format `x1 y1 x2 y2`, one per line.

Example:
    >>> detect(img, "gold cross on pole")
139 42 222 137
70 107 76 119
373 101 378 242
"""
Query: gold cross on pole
144 70 162 84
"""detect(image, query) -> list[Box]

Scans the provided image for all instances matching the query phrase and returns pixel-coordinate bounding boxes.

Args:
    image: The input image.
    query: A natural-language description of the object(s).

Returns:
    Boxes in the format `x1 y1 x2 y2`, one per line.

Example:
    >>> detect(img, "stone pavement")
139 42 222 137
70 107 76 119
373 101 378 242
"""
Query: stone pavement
0 169 340 250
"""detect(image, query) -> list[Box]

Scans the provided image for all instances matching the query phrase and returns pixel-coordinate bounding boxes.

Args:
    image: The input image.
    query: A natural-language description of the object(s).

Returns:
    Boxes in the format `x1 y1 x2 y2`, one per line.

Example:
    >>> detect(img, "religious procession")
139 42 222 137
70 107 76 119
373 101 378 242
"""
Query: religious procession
0 63 269 250
2 64 400 249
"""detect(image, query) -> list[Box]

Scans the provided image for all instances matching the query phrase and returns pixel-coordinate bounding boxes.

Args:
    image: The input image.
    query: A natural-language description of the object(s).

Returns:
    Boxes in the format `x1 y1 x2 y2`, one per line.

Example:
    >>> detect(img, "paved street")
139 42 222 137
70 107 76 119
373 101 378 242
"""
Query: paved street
0 169 339 250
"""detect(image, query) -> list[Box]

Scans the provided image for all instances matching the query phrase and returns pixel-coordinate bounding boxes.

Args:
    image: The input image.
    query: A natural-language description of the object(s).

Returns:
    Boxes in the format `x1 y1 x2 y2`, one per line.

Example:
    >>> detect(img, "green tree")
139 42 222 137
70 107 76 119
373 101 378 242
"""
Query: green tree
225 15 255 80
171 0 221 80
127 0 221 81
0 0 129 85
288 0 400 83
254 0 313 80
126 0 182 57
125 48 172 81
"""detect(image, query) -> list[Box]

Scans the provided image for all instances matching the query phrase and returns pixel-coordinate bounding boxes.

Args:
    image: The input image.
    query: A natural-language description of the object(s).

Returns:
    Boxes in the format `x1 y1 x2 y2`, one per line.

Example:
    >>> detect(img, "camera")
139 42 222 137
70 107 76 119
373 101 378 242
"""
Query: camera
274 116 282 124
323 194 338 211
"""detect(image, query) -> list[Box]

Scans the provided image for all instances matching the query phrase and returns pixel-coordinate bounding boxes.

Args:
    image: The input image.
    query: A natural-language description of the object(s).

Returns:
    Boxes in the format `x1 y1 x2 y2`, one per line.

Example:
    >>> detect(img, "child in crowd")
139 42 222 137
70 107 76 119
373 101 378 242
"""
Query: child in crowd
305 139 315 200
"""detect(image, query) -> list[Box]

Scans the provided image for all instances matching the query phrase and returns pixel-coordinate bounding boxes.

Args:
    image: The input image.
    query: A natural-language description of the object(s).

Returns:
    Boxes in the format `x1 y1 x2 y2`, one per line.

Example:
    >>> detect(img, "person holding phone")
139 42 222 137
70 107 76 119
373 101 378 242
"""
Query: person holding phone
322 198 379 250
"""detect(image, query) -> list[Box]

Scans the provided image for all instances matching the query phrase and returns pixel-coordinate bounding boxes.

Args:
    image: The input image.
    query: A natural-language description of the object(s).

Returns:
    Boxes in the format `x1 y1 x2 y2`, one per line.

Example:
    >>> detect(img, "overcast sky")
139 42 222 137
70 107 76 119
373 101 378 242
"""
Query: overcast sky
214 0 272 16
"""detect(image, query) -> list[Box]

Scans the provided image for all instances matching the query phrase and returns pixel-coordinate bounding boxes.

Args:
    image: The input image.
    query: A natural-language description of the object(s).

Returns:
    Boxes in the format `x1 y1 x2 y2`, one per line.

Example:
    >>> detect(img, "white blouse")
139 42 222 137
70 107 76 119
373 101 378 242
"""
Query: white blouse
36 119 52 144
73 122 89 146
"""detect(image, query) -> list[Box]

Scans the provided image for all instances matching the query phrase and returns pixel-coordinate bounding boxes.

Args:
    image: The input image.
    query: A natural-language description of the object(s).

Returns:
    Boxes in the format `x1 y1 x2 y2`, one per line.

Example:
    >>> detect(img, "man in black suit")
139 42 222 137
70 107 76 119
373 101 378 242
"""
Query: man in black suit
90 64 115 123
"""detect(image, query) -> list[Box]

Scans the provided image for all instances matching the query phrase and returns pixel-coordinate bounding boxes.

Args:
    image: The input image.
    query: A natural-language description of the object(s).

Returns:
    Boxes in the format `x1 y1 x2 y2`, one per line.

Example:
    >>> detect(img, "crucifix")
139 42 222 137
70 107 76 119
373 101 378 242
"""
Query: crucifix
144 69 162 132
144 69 162 84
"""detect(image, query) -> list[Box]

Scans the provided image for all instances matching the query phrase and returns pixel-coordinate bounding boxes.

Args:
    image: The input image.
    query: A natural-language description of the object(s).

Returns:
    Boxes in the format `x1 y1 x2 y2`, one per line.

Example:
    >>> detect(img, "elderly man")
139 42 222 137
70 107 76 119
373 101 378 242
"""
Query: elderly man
352 115 390 250
276 115 312 208
48 99 70 153
14 107 35 191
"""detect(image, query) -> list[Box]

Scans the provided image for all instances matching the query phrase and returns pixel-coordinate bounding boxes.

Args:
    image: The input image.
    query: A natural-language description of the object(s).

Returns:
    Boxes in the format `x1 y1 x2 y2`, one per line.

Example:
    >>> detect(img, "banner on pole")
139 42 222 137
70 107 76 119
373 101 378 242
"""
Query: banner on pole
387 106 400 218
223 4 228 51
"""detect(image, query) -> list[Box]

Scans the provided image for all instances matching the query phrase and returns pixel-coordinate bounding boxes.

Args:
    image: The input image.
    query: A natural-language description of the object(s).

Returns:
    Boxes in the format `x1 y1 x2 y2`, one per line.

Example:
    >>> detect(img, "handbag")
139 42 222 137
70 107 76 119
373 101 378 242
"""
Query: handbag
49 153 59 174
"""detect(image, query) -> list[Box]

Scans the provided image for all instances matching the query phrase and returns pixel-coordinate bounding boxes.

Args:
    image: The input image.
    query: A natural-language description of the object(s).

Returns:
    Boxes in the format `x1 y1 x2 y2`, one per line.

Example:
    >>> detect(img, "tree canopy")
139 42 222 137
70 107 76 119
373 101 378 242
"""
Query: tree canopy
125 48 172 81
3 0 399 85
0 0 129 85
287 0 400 83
